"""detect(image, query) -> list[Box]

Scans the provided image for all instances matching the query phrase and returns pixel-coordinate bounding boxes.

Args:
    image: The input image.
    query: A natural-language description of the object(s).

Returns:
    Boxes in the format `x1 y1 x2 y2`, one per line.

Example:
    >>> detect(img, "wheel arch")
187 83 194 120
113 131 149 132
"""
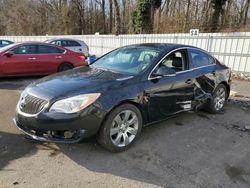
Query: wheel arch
115 100 146 123
58 62 74 71
99 100 147 132
219 81 230 99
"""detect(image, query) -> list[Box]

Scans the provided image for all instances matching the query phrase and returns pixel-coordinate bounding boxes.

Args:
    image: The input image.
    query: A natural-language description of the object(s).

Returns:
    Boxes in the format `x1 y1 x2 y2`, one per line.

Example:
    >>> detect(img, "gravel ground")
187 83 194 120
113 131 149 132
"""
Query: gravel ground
0 78 250 188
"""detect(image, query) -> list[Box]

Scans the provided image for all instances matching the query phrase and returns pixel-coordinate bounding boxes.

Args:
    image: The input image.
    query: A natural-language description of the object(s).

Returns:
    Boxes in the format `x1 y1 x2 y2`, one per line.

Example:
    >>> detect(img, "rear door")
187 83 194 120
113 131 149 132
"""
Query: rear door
1 45 37 75
35 45 66 74
188 49 217 100
147 49 196 122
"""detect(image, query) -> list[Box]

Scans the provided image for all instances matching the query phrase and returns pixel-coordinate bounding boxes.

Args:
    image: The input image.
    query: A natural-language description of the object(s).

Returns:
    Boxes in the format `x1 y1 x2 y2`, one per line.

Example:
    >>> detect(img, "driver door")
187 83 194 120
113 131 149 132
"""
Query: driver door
146 49 195 122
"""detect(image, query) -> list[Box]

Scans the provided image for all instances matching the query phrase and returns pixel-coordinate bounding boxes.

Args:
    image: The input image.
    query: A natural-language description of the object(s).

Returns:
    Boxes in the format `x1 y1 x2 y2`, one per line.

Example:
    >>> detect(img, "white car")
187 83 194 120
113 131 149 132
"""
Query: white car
45 38 89 57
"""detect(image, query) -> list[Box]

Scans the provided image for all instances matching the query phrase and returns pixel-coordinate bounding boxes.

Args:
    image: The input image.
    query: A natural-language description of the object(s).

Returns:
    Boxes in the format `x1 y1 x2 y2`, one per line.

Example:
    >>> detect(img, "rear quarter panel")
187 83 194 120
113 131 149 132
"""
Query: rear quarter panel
214 61 231 93
63 51 86 68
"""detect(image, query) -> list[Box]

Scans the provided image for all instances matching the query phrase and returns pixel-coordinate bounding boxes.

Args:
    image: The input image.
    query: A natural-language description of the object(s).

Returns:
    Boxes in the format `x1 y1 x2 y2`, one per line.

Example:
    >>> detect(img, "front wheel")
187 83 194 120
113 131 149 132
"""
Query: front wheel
97 104 142 152
205 84 227 114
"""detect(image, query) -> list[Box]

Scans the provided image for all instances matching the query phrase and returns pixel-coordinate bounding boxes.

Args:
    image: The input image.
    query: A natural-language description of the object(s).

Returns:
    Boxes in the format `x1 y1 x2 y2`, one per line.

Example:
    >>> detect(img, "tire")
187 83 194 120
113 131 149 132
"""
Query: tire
205 84 228 114
58 63 74 72
97 103 143 152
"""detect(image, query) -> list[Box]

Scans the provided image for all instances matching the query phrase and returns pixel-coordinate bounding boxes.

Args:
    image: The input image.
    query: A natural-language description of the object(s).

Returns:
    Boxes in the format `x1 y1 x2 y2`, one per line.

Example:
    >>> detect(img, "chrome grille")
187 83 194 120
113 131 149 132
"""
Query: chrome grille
19 94 47 115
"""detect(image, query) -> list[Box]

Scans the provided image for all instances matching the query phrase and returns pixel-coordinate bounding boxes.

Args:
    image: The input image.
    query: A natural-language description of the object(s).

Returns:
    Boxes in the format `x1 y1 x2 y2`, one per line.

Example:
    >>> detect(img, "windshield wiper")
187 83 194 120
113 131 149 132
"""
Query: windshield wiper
96 67 120 74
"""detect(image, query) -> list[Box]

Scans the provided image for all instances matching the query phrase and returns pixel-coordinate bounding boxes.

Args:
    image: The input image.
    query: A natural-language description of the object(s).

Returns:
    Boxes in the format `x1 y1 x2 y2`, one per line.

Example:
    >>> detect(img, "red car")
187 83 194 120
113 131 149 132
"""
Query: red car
0 42 86 77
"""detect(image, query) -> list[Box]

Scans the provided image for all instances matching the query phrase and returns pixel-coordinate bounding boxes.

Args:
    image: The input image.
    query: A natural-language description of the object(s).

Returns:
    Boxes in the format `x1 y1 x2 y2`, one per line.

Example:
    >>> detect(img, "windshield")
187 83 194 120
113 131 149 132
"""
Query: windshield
91 47 161 75
0 44 15 53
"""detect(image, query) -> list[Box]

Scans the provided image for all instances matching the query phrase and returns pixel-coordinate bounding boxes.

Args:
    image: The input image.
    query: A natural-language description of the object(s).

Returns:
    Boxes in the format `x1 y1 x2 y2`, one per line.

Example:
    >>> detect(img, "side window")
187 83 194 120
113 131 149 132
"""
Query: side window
12 45 37 54
55 40 62 46
65 40 81 47
190 49 214 68
159 50 187 72
2 40 11 45
60 40 68 47
38 45 65 54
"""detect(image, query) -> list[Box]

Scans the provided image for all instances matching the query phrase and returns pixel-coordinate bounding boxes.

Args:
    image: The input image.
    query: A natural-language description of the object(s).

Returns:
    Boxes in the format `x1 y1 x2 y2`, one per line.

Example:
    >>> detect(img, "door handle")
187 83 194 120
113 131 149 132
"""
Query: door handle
28 57 36 60
55 56 62 59
185 79 192 84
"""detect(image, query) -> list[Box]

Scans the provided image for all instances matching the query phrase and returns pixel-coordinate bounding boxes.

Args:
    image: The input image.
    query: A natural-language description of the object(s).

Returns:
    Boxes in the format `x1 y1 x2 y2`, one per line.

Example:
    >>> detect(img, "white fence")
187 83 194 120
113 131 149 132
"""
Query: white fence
1 32 250 73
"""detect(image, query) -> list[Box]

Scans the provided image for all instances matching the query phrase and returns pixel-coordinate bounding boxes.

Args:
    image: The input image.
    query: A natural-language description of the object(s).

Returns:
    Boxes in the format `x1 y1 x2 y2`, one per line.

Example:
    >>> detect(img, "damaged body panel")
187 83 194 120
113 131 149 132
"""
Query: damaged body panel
145 46 230 123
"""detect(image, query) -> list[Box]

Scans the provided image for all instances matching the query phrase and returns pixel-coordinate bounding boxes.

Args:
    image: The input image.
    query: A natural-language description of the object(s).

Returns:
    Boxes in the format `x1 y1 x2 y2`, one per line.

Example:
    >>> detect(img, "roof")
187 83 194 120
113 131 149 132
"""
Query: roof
45 38 87 45
15 41 51 45
6 41 67 50
129 43 179 47
122 43 197 51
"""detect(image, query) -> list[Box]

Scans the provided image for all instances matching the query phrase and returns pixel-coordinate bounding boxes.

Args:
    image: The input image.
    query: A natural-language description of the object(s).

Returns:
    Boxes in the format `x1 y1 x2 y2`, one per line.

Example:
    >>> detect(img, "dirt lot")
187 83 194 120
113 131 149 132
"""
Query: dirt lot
0 77 250 188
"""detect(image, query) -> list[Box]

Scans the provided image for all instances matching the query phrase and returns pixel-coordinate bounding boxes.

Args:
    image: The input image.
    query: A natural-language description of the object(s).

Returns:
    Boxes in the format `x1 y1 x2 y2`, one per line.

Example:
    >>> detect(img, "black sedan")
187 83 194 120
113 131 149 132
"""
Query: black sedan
14 43 231 152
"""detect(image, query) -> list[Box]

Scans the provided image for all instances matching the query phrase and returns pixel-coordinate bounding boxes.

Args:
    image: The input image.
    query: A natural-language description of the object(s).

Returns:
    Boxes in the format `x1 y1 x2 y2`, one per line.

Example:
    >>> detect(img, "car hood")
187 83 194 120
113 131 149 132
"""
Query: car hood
27 67 134 100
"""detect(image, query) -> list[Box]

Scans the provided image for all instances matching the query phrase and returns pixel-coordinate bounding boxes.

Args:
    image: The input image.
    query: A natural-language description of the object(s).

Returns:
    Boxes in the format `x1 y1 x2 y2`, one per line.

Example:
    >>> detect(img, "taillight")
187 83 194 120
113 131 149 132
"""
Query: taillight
78 55 86 63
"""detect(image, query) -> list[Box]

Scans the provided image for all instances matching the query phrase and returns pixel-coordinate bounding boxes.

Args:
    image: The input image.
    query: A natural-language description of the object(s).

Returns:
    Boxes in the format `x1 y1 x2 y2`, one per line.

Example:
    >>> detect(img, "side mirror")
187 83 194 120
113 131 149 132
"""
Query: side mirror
153 66 176 78
4 51 14 58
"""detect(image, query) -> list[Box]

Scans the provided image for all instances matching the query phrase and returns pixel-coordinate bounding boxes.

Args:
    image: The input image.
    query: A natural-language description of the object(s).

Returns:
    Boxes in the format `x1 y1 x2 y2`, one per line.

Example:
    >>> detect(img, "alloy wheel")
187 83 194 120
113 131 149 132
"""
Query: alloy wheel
110 110 139 147
214 87 226 111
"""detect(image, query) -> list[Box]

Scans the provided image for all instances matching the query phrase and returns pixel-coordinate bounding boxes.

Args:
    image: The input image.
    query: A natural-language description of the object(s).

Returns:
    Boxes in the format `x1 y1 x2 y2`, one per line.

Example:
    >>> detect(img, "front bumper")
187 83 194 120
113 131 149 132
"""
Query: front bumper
14 104 106 143
13 118 85 143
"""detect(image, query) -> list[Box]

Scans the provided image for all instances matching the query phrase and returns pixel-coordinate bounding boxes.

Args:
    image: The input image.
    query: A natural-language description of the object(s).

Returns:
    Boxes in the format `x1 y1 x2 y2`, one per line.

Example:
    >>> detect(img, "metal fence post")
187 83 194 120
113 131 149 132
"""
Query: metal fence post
119 35 123 47
100 35 103 55
174 36 178 43
207 35 213 53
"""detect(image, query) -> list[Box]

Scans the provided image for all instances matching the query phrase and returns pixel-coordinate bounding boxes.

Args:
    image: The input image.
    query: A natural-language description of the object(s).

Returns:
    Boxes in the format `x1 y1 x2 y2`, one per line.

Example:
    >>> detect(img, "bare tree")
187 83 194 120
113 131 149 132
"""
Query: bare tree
184 0 191 31
102 0 106 33
113 0 121 35
109 0 113 33
243 0 250 25
0 0 249 35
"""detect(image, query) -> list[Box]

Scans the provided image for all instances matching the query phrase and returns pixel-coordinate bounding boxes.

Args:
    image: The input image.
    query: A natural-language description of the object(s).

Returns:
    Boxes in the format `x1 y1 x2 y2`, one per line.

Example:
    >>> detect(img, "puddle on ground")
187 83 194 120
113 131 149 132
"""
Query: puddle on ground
197 113 211 120
175 122 184 126
225 164 250 183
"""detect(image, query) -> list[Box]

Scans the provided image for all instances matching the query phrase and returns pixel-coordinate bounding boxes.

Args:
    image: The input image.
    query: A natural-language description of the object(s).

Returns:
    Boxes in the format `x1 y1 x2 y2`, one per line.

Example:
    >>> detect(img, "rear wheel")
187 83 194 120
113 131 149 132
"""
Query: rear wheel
205 84 227 113
97 104 142 152
58 63 74 72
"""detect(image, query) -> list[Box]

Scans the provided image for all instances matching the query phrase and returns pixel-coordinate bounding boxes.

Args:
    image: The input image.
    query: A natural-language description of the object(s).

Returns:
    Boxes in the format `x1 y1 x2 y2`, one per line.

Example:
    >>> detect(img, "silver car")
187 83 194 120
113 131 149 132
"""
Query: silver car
45 38 89 57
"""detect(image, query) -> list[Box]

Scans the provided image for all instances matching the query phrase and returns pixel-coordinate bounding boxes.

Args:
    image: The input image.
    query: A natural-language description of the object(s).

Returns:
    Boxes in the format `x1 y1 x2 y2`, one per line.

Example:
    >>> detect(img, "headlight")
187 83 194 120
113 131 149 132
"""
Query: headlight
49 93 100 114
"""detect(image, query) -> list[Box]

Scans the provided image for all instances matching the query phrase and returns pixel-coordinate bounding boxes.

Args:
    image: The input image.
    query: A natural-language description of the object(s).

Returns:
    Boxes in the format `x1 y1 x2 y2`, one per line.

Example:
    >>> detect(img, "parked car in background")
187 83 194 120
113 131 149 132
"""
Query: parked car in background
45 38 89 57
0 42 86 77
0 40 14 48
14 43 231 152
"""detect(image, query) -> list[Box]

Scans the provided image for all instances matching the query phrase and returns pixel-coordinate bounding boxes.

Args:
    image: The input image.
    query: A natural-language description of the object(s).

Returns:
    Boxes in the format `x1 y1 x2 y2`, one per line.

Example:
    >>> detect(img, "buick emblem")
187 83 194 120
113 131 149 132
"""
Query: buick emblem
20 95 27 109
